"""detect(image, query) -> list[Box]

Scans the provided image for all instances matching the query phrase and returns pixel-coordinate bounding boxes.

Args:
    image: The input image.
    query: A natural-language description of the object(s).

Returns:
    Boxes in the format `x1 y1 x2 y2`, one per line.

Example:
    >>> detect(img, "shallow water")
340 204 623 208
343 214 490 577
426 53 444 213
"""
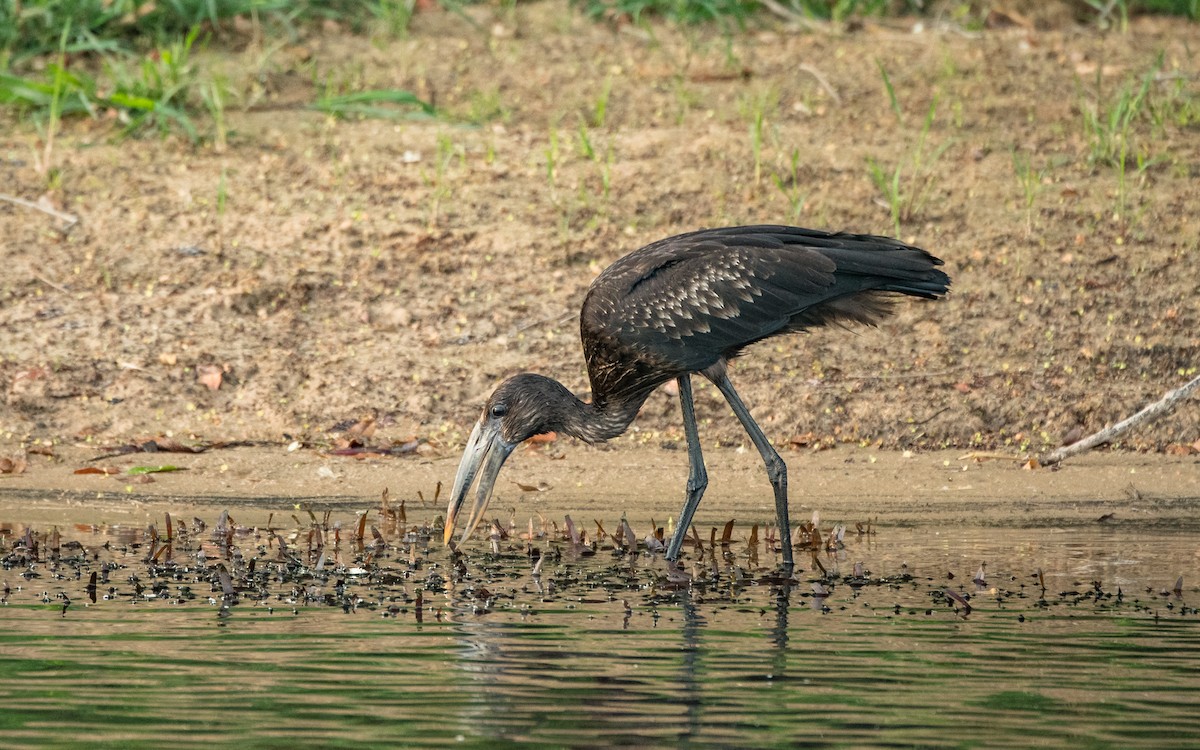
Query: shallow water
2 513 1198 748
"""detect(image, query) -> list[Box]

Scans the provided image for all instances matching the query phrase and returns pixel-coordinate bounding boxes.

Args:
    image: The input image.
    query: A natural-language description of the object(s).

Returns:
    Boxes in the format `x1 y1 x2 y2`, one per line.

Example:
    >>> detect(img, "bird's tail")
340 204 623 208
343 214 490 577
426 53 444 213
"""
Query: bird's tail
876 272 952 300
721 225 951 301
807 232 951 301
759 226 950 331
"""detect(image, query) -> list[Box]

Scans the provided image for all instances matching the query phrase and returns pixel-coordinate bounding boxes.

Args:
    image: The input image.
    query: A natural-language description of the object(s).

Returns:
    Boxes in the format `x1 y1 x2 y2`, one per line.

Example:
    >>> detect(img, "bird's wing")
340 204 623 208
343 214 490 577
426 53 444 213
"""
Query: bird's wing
584 232 837 369
581 226 948 398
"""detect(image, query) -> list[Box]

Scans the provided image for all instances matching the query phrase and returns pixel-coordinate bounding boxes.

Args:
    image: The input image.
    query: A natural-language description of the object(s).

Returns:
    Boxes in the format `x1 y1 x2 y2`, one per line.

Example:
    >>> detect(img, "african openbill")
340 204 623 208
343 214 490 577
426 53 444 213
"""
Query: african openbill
444 225 950 568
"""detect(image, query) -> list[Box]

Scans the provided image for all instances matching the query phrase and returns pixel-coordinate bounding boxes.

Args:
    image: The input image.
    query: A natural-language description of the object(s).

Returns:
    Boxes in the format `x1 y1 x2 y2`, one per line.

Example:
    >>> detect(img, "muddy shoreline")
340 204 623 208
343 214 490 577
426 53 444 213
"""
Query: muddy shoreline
3 444 1196 535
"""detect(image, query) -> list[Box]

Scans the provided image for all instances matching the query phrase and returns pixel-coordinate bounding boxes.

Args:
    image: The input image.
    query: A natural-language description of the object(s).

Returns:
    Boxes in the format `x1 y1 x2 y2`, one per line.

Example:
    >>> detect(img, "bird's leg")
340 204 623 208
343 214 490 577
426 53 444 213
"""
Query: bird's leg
666 375 708 562
708 371 794 571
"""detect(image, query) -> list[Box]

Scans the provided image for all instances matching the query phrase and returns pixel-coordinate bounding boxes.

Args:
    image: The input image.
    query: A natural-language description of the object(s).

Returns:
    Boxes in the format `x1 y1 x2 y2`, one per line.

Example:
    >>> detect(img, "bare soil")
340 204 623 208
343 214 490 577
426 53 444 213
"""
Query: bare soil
1 3 1198 513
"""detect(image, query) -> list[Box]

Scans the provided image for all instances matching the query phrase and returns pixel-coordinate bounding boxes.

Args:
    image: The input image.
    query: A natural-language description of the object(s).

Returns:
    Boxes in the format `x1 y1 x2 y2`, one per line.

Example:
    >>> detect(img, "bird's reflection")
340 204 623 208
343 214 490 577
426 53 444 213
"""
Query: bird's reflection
438 548 809 745
676 585 706 745
770 580 793 684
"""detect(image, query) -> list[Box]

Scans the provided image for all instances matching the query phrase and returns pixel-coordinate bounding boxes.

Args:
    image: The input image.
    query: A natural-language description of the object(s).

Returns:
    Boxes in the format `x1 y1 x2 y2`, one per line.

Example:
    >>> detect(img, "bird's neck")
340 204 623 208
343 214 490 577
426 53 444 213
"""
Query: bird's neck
558 390 648 444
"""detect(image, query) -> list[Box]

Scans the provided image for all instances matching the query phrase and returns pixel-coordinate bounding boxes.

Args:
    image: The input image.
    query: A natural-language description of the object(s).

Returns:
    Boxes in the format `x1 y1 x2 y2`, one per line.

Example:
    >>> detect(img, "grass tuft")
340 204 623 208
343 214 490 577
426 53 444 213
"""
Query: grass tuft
866 67 951 238
1011 148 1046 238
572 0 758 26
1079 53 1162 169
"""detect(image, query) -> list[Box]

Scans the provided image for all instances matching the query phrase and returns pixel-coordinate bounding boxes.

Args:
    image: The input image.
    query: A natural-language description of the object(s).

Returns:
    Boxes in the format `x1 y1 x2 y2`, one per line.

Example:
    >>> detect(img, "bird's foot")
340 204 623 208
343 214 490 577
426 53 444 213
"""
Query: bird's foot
665 558 692 583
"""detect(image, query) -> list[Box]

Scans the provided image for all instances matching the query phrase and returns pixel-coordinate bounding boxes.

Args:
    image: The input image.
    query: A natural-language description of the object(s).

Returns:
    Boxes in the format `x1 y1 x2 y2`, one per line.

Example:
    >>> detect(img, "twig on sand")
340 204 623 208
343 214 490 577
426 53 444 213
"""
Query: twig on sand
1041 372 1200 466
0 192 79 233
958 451 1027 462
798 64 841 105
33 272 71 295
512 311 575 335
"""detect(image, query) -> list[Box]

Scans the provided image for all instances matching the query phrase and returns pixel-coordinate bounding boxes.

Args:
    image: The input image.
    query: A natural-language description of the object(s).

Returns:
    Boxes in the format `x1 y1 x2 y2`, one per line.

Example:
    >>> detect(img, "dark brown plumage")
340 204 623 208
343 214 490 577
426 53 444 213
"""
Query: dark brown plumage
445 225 950 568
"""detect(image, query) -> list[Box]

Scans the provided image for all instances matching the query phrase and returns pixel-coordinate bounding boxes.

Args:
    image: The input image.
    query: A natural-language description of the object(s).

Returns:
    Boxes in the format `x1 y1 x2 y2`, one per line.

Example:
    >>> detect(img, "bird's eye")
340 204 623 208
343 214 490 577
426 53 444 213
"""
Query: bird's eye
490 403 508 419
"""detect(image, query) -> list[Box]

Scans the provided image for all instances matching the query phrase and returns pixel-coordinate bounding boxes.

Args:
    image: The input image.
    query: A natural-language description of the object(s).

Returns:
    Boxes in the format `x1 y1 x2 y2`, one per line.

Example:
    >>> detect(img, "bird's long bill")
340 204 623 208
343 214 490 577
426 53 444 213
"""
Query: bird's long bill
444 418 515 546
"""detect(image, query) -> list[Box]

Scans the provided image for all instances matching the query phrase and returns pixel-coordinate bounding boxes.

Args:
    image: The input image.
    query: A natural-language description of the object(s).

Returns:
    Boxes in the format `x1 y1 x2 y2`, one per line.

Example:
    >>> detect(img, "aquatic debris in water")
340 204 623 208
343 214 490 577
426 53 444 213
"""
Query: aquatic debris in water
974 564 987 587
942 588 972 618
0 509 1194 628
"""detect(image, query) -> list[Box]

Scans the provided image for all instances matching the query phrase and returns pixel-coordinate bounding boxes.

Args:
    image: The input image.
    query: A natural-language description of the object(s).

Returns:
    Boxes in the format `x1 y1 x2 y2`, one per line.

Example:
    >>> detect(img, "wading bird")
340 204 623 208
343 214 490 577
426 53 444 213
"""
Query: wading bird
445 225 950 568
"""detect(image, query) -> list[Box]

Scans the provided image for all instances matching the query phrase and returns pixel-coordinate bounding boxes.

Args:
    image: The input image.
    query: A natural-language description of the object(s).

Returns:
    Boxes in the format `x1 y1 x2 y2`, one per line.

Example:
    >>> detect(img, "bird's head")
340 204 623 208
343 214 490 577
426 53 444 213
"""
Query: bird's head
444 373 569 546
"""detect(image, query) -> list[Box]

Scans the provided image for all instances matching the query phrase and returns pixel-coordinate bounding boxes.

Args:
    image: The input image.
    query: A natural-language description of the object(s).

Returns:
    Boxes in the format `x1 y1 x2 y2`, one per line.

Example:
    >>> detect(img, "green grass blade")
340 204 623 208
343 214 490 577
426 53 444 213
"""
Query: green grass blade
876 59 903 124
107 91 158 111
126 465 186 475
311 89 436 119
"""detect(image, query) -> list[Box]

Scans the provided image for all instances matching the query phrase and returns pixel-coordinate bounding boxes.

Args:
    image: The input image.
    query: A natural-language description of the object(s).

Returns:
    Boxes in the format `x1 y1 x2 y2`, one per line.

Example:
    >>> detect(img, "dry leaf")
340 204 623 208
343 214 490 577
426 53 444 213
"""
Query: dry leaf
74 466 120 475
788 431 816 447
514 480 551 492
346 417 377 439
197 364 223 391
147 437 197 453
14 366 49 383
0 456 28 475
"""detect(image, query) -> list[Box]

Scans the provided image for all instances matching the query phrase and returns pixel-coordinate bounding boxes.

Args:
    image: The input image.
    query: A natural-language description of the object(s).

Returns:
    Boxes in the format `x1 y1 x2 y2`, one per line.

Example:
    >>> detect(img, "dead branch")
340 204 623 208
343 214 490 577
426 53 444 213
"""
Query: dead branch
1041 372 1200 466
0 193 79 232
